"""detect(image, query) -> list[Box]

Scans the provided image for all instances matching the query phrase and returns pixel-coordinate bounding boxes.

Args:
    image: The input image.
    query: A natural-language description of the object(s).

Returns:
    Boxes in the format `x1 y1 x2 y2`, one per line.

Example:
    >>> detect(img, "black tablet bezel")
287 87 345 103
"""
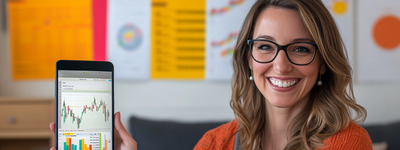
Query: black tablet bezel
55 60 114 149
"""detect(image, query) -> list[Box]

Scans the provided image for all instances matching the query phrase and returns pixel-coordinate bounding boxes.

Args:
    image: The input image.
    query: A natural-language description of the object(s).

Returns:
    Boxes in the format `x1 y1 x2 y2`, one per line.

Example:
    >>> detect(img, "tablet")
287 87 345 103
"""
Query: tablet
55 60 114 150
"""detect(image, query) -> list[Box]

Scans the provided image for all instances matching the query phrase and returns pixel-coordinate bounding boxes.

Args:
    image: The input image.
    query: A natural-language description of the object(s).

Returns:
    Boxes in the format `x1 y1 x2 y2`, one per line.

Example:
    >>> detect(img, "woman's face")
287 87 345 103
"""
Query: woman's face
250 7 324 109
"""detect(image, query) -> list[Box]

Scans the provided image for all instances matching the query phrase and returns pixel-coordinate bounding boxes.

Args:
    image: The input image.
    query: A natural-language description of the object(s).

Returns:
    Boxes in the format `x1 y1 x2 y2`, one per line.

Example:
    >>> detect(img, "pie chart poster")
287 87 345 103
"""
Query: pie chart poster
358 0 400 82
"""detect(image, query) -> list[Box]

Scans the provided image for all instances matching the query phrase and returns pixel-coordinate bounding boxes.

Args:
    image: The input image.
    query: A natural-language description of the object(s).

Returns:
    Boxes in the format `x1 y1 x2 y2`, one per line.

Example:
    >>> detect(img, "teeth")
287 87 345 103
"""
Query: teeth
269 78 298 88
283 81 288 87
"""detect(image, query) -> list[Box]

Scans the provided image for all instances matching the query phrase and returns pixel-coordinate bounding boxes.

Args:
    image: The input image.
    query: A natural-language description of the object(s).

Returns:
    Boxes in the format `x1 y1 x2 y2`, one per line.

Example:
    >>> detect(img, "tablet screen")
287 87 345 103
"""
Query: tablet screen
57 70 113 150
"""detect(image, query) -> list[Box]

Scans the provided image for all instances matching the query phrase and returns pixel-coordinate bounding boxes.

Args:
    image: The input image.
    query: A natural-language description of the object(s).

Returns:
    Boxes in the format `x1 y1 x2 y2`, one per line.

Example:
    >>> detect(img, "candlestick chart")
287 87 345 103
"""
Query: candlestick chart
61 97 111 130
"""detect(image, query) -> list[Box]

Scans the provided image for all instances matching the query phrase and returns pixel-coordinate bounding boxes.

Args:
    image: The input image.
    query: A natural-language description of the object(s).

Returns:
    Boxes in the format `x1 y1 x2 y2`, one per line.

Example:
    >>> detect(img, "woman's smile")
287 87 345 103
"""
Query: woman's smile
268 77 299 88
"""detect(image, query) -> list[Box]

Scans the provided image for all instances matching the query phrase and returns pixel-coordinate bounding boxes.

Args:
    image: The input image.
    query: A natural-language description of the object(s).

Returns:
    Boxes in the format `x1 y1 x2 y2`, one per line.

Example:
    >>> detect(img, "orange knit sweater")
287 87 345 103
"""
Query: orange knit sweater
194 120 372 150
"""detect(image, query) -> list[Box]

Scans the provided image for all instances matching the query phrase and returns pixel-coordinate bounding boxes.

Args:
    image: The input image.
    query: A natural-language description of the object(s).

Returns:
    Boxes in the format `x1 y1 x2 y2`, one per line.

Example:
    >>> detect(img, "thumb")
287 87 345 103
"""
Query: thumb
114 112 136 145
49 122 55 133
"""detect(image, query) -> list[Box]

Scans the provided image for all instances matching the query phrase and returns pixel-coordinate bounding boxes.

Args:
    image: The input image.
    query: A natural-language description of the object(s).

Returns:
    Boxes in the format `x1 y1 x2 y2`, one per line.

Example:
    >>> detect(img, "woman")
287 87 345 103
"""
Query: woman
194 0 371 149
51 0 371 149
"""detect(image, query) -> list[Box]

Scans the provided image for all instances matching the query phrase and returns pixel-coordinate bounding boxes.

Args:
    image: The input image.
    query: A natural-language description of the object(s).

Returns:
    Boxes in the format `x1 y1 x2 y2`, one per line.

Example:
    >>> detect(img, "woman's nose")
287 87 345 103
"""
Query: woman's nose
273 50 293 74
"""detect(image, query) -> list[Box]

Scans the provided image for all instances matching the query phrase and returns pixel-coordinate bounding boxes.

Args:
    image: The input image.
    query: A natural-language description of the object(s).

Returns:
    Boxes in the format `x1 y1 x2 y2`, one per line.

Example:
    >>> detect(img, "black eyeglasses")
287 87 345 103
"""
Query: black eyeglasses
247 39 318 65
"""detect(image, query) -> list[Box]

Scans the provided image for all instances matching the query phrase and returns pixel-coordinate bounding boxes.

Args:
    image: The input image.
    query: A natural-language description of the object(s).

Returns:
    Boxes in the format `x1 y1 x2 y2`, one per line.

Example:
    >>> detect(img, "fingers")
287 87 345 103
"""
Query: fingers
114 112 132 140
114 112 137 146
50 123 55 150
49 122 55 133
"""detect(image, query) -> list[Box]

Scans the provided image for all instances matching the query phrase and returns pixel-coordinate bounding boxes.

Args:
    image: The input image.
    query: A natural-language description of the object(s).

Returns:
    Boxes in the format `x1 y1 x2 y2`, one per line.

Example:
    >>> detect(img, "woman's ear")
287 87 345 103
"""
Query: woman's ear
248 54 253 70
319 63 326 75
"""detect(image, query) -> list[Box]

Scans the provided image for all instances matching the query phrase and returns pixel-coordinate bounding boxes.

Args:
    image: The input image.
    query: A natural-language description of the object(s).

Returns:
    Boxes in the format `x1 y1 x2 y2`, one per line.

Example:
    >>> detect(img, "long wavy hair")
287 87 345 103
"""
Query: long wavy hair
230 0 367 149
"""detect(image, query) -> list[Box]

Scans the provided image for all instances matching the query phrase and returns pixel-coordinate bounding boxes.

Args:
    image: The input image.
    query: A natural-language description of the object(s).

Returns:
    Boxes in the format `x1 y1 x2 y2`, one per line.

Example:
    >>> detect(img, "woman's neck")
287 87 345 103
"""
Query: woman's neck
262 98 308 150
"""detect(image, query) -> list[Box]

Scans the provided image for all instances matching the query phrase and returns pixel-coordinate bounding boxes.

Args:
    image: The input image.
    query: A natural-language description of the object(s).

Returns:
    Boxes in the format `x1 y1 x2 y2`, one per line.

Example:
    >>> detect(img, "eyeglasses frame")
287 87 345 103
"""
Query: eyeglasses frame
247 39 318 66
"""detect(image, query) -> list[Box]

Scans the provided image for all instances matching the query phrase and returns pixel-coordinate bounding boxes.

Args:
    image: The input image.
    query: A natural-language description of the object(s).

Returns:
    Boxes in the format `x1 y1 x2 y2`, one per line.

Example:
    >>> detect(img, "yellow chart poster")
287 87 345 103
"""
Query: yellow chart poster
8 0 93 80
151 0 205 79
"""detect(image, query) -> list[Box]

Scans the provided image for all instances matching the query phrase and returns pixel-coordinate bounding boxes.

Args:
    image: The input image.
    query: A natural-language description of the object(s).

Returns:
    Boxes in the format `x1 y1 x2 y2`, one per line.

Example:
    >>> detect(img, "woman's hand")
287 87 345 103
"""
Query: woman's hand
114 112 137 150
49 122 55 150
49 112 137 150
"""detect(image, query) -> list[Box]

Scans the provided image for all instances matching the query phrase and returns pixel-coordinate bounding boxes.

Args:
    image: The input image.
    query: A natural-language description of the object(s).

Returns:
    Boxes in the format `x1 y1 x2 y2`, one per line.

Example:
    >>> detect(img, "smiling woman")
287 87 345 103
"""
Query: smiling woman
250 7 323 110
194 0 372 149
47 0 373 150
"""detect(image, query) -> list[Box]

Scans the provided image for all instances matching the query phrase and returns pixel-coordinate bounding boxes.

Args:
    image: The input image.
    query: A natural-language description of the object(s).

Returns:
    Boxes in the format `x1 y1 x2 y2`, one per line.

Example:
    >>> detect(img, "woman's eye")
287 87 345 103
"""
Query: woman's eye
294 47 310 53
258 45 273 50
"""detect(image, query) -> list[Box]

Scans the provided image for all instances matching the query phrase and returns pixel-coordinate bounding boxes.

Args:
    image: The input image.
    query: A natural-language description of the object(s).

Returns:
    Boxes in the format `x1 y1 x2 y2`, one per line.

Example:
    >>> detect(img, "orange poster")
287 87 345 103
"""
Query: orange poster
8 0 93 80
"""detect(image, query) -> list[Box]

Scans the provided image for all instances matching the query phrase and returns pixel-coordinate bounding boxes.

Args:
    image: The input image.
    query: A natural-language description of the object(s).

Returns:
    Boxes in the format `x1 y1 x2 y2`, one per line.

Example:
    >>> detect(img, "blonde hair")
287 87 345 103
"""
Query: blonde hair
230 0 366 149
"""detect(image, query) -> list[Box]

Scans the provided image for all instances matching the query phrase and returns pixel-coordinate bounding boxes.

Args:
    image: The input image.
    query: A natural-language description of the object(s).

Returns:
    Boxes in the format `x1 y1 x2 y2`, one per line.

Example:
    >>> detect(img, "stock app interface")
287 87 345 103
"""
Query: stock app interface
58 70 112 150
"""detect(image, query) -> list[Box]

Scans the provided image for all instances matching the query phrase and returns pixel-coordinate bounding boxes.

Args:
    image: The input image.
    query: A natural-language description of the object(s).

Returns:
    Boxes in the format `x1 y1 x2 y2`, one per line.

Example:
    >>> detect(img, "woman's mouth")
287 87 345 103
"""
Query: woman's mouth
268 78 299 88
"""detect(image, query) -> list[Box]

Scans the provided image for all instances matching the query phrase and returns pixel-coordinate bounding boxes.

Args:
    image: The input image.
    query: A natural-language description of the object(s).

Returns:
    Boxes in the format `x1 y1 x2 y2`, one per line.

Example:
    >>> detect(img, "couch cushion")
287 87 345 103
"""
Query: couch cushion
363 121 400 150
129 116 227 150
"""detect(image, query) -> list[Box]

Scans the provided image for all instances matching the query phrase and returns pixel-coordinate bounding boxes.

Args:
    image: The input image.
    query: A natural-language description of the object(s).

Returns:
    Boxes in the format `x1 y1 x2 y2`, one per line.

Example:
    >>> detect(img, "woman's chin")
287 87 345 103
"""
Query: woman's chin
267 100 296 108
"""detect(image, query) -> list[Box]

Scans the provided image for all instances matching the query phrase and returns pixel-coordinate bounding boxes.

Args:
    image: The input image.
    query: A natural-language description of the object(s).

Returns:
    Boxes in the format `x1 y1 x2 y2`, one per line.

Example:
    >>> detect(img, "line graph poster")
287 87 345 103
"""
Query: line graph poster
321 0 354 67
357 0 400 82
107 0 151 80
206 0 255 80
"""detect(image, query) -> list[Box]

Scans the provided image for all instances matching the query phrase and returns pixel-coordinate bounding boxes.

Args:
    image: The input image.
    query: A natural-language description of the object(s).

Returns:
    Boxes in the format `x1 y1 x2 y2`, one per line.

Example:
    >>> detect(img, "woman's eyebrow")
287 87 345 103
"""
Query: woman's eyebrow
254 35 314 43
254 35 275 41
292 38 314 42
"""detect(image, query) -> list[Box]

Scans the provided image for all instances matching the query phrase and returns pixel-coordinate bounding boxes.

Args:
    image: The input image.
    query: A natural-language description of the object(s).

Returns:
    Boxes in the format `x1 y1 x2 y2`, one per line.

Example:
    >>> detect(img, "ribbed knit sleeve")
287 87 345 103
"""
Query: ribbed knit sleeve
319 122 373 150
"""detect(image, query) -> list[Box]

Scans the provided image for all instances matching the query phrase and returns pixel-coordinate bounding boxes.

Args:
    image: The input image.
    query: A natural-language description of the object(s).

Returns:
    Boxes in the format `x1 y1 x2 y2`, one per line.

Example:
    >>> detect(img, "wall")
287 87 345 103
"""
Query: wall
1 2 400 129
0 24 234 128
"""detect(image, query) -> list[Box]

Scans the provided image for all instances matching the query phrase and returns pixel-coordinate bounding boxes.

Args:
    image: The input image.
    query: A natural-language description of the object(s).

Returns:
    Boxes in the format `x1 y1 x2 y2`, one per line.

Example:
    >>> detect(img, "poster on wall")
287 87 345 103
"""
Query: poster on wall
8 0 93 80
321 0 354 67
205 0 255 80
358 0 400 82
107 0 151 80
151 0 205 79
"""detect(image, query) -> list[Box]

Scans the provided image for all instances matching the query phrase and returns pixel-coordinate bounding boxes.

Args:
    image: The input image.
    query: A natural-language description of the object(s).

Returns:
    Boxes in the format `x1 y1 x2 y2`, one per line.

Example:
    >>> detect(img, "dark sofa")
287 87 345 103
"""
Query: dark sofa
362 121 400 150
129 116 227 150
129 116 400 150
